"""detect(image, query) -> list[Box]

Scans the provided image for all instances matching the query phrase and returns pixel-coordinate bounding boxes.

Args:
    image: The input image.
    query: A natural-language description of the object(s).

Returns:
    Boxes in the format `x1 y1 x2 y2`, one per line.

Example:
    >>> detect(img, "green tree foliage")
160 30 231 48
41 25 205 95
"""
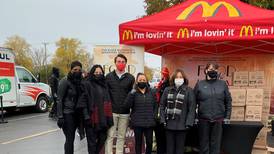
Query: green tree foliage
144 0 186 15
144 0 274 16
241 0 274 9
51 37 92 75
4 35 34 71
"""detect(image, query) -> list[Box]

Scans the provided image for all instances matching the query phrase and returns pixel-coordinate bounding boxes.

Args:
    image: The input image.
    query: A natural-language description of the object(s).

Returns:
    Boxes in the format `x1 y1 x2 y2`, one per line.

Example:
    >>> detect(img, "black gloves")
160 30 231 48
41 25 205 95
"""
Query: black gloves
57 118 64 128
223 118 230 124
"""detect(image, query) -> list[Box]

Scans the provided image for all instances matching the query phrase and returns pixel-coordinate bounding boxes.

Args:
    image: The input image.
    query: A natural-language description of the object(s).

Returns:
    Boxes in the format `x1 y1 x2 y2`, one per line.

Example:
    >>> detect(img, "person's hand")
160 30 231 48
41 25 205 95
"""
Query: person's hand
53 93 58 98
185 125 192 130
223 118 230 124
57 118 64 128
194 119 199 124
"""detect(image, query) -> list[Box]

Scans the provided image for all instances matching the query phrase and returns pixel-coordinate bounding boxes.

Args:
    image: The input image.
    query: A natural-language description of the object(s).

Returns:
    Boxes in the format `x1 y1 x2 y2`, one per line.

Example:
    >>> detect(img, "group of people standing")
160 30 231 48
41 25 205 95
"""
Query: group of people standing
50 53 232 154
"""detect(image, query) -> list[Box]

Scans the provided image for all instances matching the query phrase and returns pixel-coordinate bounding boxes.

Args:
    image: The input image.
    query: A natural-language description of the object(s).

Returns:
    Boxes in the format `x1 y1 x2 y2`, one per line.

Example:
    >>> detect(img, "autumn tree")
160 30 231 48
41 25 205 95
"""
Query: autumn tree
30 47 50 82
4 35 33 71
144 65 154 81
51 37 92 75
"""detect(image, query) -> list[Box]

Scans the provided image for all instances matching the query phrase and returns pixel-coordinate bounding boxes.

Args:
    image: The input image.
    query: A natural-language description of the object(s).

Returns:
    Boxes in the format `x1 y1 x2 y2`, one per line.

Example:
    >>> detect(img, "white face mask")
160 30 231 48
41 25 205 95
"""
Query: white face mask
174 78 184 87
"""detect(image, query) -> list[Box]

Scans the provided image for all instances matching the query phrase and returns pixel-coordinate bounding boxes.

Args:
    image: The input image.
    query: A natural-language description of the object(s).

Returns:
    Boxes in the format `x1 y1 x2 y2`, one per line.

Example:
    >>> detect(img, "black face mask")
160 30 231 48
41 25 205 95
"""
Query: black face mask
94 74 104 81
55 71 60 78
137 82 147 89
72 72 82 79
207 70 218 79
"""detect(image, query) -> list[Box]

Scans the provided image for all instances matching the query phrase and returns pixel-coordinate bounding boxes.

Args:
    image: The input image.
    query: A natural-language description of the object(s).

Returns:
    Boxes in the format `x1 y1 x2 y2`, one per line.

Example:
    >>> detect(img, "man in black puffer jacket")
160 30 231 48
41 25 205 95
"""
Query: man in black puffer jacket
194 63 232 154
105 54 135 154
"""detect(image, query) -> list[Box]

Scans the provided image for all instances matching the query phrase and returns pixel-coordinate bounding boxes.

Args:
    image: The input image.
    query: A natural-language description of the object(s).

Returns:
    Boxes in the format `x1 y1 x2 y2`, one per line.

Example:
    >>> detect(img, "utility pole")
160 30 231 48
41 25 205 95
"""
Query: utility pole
42 42 49 83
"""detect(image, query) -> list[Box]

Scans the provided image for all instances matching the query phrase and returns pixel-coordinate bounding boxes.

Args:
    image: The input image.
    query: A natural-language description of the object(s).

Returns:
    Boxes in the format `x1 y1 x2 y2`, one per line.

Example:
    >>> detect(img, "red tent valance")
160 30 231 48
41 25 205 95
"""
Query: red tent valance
119 0 274 55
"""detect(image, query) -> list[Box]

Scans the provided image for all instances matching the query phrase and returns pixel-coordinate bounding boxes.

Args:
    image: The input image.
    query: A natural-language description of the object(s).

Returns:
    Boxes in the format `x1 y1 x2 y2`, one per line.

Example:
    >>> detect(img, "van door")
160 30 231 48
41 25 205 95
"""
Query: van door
16 67 39 107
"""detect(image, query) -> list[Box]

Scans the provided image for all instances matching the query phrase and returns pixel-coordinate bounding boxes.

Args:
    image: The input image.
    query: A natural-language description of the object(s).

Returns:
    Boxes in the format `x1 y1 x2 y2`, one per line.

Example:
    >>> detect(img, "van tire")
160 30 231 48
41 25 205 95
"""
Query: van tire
35 96 48 113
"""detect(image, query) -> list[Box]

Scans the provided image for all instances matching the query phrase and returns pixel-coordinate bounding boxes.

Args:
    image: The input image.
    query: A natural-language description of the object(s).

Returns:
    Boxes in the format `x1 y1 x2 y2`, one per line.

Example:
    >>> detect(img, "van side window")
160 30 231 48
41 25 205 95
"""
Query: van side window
16 68 36 83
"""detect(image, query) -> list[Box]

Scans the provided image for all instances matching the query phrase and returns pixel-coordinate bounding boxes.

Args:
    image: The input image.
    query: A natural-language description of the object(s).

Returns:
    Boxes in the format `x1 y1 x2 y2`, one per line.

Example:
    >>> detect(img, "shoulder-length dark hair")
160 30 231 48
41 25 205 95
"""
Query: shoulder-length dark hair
134 72 148 90
170 69 189 86
89 64 105 78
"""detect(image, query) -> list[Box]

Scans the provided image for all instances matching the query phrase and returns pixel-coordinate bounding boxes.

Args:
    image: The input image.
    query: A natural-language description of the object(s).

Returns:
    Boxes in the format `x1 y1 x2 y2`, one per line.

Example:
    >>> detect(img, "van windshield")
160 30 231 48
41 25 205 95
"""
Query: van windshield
16 67 36 83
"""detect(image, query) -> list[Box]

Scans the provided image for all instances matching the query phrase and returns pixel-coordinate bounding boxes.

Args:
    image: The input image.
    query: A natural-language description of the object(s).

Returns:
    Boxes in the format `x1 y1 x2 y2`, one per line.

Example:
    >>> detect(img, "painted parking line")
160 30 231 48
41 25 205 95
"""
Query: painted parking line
1 128 59 145
8 114 47 122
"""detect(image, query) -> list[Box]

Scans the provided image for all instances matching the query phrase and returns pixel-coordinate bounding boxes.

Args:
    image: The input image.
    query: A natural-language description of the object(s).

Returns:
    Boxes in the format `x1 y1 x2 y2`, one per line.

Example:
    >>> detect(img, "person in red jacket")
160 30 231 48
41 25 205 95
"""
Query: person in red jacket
154 67 170 154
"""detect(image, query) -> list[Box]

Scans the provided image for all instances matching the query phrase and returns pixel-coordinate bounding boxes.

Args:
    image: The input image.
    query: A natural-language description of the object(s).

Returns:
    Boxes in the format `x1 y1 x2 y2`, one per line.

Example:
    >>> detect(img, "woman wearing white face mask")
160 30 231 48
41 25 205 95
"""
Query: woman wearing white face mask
160 69 196 154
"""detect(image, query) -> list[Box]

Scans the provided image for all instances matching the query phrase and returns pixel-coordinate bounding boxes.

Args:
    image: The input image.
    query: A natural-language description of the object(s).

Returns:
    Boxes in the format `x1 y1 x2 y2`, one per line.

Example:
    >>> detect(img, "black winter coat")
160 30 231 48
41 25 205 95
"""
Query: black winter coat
194 79 232 120
57 77 79 118
77 80 113 131
160 85 196 131
48 74 59 98
106 71 135 114
125 88 158 128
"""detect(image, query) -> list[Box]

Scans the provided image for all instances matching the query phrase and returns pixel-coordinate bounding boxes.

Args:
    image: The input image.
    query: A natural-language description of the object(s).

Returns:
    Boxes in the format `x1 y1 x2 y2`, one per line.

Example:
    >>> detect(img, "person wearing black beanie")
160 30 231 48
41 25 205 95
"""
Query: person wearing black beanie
57 60 83 154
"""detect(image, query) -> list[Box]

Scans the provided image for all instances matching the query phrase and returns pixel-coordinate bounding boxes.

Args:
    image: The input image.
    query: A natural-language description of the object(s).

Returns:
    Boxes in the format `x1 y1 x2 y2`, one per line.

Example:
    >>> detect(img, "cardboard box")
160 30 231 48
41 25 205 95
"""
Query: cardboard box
230 88 246 106
254 127 268 148
231 107 245 121
249 71 264 86
261 88 271 126
245 105 262 121
233 71 249 86
246 89 263 106
262 88 271 114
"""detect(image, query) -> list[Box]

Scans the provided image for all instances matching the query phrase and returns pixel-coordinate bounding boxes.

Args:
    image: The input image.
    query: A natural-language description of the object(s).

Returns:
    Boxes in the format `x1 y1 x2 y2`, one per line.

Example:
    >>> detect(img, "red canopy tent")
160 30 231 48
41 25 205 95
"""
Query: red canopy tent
119 0 274 55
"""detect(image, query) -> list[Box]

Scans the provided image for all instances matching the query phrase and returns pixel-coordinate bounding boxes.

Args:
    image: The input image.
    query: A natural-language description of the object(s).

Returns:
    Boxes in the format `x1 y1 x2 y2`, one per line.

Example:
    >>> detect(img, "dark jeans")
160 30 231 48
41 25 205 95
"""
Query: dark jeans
134 127 153 154
62 114 78 154
166 130 187 154
85 126 107 154
154 123 166 154
199 120 223 154
50 97 57 115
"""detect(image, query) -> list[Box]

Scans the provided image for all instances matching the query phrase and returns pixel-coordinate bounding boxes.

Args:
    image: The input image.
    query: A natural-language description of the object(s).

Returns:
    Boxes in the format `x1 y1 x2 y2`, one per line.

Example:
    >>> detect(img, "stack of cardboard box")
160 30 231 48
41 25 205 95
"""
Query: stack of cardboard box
231 71 269 149
231 71 248 121
245 88 263 121
231 71 265 122
230 88 246 121
254 88 271 148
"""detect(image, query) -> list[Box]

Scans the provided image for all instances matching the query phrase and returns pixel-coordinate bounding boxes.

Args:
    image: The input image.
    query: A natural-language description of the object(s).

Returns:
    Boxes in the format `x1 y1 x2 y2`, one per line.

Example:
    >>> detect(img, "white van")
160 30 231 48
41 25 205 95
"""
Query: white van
0 47 50 112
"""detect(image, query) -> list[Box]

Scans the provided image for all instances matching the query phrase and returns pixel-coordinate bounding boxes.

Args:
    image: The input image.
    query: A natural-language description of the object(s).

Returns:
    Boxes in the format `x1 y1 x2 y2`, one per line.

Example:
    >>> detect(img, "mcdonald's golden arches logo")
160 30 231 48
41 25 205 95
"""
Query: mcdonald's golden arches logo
122 30 133 40
177 28 190 39
177 1 241 20
240 25 254 37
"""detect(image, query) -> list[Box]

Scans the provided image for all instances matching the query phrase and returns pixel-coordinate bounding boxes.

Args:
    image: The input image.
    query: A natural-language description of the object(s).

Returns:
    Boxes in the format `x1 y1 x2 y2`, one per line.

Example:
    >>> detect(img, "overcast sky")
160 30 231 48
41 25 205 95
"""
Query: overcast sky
0 0 161 68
